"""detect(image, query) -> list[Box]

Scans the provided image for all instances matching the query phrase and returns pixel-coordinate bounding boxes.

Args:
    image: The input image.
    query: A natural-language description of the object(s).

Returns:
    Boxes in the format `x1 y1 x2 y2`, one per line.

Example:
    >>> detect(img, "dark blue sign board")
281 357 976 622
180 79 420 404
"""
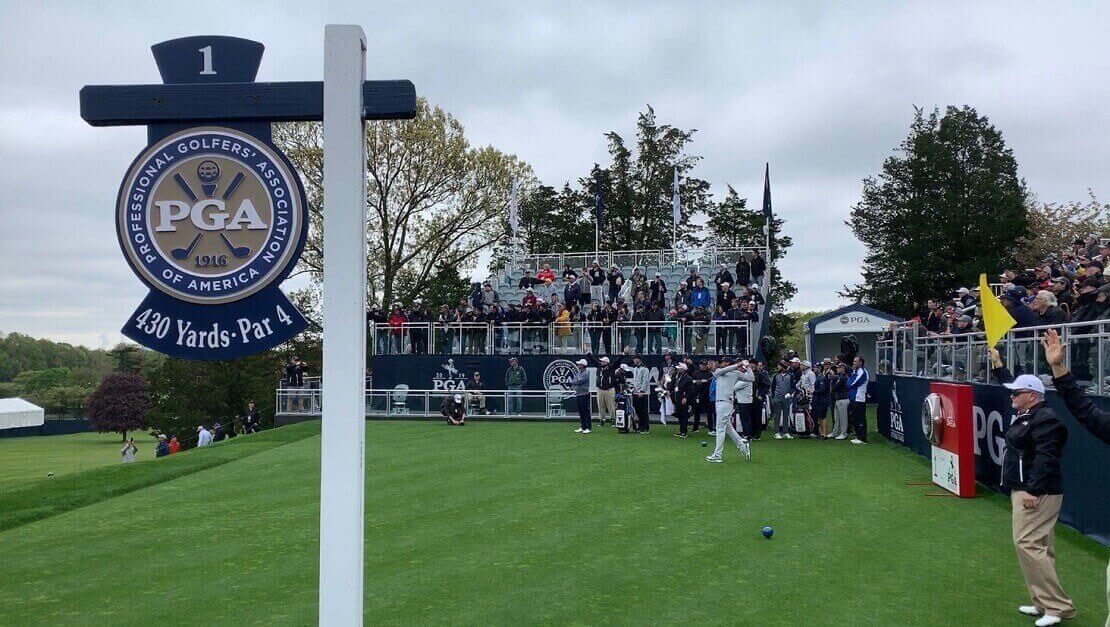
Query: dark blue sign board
80 36 416 360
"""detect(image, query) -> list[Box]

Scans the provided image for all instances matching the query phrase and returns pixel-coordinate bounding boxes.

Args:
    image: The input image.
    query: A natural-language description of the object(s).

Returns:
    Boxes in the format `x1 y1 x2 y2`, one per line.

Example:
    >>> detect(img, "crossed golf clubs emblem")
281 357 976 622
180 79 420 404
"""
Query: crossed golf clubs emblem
169 160 252 261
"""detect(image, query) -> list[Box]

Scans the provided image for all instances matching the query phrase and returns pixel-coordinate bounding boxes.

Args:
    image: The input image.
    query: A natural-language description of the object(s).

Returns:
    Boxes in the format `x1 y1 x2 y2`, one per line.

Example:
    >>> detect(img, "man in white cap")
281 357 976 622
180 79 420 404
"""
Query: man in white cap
705 356 751 462
586 346 632 426
1000 374 1073 626
441 393 466 426
572 358 593 434
666 362 694 437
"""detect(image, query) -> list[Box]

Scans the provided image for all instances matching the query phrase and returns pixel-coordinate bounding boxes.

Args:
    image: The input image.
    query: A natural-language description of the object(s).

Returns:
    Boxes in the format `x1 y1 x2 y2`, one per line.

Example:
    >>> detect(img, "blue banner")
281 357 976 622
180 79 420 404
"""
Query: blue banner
875 374 1109 545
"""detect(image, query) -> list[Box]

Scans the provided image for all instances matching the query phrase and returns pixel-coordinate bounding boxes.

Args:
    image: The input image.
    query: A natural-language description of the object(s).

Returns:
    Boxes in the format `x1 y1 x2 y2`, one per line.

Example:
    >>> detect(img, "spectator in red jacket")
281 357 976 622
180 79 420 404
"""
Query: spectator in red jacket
537 264 556 284
168 436 181 454
388 307 407 353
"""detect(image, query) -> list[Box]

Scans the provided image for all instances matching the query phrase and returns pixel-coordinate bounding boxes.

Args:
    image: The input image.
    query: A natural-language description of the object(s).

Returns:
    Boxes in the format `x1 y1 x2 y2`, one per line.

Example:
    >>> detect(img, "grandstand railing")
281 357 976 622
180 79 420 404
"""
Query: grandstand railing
277 387 661 420
367 321 751 356
875 319 1110 395
510 246 767 275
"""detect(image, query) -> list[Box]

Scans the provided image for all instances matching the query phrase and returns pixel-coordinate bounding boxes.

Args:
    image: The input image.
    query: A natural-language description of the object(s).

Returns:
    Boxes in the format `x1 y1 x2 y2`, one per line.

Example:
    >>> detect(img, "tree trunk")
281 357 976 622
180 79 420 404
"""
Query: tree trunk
121 430 127 442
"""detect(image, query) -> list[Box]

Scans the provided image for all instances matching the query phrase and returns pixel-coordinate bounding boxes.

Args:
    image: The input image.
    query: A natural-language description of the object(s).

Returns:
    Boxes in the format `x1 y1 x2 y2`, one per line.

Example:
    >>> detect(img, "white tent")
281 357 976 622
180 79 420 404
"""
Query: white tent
0 398 45 430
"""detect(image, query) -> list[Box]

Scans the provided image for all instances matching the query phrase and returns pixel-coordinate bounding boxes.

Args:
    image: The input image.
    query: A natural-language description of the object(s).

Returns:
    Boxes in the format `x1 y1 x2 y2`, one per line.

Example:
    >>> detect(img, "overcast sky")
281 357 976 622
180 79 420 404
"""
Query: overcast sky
2 1 1109 348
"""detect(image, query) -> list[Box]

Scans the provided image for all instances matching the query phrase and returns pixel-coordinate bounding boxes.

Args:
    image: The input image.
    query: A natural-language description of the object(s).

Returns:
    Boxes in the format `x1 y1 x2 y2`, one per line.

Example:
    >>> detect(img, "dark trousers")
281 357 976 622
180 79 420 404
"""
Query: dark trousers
735 402 752 437
576 394 592 431
633 394 649 432
647 330 661 354
692 390 711 430
849 400 867 441
750 400 764 439
675 400 690 435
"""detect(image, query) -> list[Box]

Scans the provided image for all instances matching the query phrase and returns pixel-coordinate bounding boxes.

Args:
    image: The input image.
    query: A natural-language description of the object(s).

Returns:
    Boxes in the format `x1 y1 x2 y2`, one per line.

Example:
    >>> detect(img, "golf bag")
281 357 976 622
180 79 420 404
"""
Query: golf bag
615 390 633 433
792 392 811 434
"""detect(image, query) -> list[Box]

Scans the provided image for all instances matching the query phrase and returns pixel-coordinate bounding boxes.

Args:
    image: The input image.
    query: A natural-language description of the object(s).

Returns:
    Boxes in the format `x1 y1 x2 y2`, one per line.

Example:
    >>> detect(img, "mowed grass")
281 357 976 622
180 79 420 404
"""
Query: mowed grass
0 418 1106 625
0 430 158 487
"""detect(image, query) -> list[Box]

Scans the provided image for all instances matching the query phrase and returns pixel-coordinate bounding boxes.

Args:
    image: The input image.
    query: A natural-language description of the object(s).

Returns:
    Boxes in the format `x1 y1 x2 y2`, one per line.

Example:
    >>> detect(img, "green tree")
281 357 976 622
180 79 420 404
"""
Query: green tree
592 106 709 250
843 106 1029 316
147 352 284 447
275 98 534 309
706 185 797 342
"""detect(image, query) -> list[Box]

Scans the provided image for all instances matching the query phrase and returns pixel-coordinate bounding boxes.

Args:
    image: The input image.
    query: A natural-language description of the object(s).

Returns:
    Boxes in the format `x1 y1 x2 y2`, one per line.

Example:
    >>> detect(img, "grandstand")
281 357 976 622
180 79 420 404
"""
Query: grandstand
277 244 772 422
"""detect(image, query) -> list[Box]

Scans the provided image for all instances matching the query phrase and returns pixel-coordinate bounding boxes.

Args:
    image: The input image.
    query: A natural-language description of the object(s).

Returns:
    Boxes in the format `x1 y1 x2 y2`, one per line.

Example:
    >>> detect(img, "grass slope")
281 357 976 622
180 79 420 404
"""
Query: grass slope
0 420 1105 625
0 430 159 488
0 421 321 532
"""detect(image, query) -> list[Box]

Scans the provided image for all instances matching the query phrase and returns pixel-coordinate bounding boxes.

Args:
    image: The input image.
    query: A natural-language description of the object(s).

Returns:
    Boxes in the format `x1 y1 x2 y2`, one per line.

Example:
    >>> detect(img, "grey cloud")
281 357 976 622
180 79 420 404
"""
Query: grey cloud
3 1 1110 344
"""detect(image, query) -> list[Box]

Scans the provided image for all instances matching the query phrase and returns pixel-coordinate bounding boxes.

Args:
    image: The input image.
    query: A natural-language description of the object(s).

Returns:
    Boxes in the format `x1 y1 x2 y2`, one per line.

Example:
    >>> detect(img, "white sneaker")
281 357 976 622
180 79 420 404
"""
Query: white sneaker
582 429 591 434
850 438 864 445
574 428 584 433
773 433 782 440
835 434 847 440
1035 616 1062 627
1018 606 1042 617
707 430 717 436
742 442 751 461
705 455 722 463
784 434 794 440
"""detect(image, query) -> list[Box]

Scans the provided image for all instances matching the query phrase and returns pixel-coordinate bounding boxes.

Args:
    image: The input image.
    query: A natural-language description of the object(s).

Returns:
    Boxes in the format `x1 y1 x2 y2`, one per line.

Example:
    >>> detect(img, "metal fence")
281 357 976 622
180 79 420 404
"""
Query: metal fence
509 246 767 276
875 319 1110 395
367 321 751 356
277 387 647 420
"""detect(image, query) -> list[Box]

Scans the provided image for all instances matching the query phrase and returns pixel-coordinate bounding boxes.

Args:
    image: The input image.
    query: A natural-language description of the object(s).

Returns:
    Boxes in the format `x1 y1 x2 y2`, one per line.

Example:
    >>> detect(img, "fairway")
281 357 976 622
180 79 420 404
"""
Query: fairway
0 419 1105 625
0 430 158 488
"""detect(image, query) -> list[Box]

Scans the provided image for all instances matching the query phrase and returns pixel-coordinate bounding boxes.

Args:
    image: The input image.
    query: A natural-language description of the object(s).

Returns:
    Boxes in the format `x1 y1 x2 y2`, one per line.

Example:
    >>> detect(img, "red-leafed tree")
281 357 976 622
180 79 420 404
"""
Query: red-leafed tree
85 373 150 441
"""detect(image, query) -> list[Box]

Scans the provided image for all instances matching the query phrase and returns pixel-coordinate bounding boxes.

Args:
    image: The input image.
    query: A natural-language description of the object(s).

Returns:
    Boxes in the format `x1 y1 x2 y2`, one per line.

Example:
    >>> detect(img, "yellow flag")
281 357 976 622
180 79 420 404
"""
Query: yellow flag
979 273 1015 347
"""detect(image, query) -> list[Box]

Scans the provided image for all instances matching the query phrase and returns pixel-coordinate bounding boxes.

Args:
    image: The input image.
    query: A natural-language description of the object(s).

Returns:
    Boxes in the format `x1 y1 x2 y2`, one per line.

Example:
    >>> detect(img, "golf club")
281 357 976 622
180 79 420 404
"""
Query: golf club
219 233 251 258
171 233 202 260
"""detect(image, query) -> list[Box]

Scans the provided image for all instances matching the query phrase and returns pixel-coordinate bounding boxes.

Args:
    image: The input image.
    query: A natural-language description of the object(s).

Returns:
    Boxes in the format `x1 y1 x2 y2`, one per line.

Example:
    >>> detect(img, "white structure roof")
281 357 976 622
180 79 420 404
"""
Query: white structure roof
0 397 45 429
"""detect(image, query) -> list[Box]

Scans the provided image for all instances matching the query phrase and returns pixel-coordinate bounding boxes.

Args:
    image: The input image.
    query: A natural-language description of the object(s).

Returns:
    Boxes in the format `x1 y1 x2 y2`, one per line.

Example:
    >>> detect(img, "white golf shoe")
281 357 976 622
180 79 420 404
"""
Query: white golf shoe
582 429 591 434
705 455 722 463
850 438 864 444
1034 616 1062 627
773 433 783 440
574 428 584 433
741 441 751 461
1018 606 1041 617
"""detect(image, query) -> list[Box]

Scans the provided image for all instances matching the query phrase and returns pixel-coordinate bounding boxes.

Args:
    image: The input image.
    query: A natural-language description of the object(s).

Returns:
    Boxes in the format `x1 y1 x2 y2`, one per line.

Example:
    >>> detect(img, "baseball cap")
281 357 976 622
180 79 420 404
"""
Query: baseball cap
740 359 750 366
576 359 588 366
676 363 688 370
453 394 463 402
790 357 801 363
719 356 733 364
956 287 969 294
599 356 610 363
801 360 811 367
1003 374 1045 395
619 363 632 372
957 315 973 325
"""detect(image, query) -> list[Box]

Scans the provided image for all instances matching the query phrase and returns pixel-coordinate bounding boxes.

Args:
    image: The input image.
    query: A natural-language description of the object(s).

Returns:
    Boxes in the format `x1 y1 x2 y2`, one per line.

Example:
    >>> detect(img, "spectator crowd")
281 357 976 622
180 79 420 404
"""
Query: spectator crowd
368 253 767 356
911 234 1109 337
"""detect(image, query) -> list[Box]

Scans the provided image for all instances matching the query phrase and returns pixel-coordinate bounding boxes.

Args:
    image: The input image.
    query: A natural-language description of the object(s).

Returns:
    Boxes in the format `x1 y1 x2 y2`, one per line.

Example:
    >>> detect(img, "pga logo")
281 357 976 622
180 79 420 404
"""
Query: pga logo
116 126 303 305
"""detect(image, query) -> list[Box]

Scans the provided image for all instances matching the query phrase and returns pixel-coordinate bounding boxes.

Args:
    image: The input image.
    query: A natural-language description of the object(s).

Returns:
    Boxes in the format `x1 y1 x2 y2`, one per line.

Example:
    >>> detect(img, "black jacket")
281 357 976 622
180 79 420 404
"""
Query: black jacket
1052 372 1110 445
1001 402 1067 496
831 374 848 401
587 353 626 390
668 372 694 402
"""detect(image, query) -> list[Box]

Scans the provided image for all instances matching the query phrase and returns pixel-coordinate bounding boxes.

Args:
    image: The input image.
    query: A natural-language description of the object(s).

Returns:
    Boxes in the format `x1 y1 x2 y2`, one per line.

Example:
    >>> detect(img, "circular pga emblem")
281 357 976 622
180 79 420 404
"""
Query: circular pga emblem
116 127 304 305
543 359 579 390
839 316 850 324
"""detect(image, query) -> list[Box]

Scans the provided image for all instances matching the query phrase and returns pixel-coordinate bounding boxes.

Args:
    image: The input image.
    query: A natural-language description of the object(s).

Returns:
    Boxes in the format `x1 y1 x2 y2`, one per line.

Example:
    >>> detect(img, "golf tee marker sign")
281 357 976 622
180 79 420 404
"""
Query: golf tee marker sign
80 35 416 360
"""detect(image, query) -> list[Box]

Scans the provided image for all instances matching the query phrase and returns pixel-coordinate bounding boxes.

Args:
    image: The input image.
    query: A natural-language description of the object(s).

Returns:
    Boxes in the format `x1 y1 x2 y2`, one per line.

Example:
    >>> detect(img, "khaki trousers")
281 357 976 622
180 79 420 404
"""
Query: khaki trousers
1011 491 1075 618
597 388 616 423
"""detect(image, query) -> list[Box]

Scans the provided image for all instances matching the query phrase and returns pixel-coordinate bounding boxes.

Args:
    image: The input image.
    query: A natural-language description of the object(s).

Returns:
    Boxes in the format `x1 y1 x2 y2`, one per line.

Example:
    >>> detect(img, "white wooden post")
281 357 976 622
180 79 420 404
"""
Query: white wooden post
319 24 367 625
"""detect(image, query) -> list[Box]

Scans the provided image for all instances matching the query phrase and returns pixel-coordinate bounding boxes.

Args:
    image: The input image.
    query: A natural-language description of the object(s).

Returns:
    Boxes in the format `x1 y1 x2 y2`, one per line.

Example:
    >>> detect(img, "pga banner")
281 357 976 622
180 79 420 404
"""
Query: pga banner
110 38 308 359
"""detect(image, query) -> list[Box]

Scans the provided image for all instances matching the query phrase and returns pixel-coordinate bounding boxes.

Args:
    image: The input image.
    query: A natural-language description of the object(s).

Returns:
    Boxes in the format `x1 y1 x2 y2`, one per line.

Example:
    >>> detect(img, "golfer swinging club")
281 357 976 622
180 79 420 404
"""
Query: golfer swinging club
706 356 751 463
